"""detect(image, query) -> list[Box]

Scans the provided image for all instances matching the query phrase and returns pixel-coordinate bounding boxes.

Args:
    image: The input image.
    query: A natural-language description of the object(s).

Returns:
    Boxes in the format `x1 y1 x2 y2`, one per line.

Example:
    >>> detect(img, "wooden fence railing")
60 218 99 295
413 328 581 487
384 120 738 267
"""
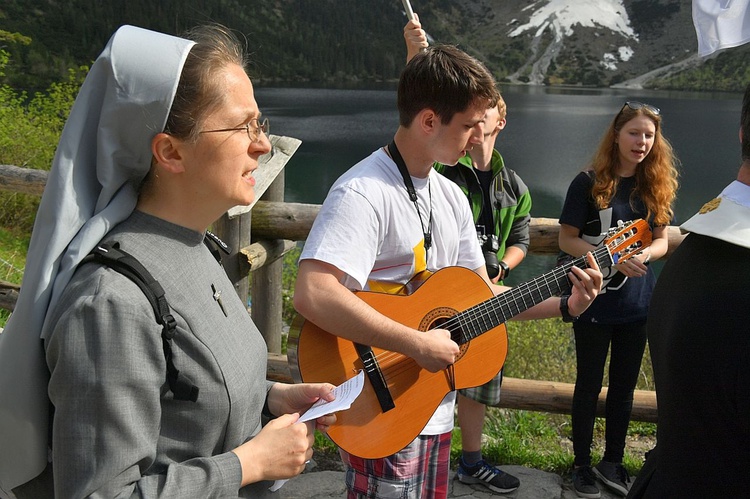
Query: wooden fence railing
1 145 686 423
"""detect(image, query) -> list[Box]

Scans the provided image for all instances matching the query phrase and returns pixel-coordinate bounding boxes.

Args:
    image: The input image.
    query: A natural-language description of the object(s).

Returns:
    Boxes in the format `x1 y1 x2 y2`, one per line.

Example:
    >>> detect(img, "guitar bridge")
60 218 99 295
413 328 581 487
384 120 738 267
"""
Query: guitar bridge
355 343 395 413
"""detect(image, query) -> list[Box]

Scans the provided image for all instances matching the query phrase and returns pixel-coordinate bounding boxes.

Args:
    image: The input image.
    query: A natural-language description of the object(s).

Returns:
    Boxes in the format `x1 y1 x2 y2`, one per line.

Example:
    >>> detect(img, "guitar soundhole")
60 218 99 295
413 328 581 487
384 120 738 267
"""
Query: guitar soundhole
420 307 469 359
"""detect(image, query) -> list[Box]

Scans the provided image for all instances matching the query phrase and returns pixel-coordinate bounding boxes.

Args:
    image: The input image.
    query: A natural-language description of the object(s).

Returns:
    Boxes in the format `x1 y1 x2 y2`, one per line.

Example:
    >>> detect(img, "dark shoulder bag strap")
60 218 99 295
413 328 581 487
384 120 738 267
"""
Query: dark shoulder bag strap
82 242 199 402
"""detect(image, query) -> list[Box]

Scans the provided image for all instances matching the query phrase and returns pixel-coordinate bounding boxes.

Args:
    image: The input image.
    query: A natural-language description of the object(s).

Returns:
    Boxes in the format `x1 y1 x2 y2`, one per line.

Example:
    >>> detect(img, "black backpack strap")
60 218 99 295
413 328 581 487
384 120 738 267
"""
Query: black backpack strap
82 242 199 402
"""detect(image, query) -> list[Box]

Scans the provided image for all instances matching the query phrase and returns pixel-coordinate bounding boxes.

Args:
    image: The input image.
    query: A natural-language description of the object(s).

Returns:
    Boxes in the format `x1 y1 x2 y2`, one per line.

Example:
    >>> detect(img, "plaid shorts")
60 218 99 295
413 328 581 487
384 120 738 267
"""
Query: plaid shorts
458 366 504 406
340 432 452 499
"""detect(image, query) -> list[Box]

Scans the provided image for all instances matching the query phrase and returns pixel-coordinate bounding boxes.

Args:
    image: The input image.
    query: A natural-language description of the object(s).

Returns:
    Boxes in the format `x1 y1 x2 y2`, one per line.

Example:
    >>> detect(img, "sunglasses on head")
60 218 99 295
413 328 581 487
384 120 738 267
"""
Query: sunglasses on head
622 101 660 115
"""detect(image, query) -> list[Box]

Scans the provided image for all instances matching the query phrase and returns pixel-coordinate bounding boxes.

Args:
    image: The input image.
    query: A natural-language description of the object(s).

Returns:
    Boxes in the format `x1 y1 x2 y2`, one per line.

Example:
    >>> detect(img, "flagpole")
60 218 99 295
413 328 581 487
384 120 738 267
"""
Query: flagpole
401 0 415 21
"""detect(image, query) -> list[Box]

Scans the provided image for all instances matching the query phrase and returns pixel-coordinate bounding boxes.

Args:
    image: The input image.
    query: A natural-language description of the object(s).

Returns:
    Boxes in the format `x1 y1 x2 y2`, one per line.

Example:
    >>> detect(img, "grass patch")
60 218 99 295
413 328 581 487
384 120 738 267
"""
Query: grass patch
0 225 29 328
452 407 655 477
474 409 573 472
0 225 28 283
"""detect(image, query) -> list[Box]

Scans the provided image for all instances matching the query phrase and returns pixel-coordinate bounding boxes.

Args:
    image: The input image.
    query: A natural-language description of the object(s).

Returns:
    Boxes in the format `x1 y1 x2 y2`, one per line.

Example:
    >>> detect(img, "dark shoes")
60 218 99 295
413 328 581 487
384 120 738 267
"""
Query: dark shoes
456 458 520 494
572 465 601 498
593 460 629 496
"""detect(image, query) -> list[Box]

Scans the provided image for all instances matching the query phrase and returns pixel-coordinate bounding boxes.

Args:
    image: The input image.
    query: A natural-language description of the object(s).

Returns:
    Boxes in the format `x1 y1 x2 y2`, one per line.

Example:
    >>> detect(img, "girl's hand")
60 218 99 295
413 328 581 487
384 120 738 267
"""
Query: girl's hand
614 248 650 278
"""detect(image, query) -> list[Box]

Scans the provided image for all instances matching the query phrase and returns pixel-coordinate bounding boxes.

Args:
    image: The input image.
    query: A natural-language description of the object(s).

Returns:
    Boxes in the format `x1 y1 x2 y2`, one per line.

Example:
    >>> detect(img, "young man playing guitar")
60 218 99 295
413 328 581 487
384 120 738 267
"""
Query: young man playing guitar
405 14 533 494
293 45 603 499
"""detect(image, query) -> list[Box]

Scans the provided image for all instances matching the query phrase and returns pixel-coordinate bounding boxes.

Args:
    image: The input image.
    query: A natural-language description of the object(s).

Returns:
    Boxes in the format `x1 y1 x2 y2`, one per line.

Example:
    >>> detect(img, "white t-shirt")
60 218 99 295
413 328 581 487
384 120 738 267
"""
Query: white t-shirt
301 147 484 434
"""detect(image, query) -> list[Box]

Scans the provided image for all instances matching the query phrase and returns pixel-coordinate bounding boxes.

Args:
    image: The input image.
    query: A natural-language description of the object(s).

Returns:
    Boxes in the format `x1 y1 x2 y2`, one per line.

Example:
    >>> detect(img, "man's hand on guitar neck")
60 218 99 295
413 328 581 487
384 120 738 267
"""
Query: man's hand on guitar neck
486 251 603 321
565 252 603 316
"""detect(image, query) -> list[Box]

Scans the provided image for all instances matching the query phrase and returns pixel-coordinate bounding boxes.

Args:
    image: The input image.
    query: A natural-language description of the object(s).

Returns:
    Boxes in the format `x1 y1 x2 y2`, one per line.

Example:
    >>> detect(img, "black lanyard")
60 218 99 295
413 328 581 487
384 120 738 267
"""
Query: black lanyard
387 141 432 251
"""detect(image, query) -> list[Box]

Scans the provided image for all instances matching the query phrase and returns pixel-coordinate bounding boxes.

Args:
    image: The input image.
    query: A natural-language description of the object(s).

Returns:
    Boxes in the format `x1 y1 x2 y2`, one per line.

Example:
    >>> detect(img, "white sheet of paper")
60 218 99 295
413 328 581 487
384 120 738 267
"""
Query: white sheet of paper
299 370 364 422
269 371 365 491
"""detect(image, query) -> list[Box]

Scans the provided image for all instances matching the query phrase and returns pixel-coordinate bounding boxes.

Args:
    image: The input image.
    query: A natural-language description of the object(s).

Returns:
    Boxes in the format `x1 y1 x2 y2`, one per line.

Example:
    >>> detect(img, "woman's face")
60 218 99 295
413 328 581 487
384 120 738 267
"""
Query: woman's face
615 114 656 171
180 63 271 213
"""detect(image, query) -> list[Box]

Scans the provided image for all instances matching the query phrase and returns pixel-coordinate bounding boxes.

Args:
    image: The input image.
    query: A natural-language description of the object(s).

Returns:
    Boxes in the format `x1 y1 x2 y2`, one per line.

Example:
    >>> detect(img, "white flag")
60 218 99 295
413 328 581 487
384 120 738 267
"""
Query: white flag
692 0 750 56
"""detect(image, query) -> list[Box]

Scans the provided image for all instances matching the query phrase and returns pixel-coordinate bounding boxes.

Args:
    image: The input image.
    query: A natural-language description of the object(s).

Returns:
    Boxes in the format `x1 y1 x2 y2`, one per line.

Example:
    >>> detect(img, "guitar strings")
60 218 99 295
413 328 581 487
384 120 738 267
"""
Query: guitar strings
367 262 576 377
436 253 595 341
367 230 640 372
372 268 559 379
463 245 614 332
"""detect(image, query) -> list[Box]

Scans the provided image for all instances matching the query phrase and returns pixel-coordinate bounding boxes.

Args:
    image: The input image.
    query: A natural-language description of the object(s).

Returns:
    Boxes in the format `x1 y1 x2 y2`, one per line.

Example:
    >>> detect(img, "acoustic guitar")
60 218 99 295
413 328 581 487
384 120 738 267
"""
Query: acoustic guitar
287 219 651 459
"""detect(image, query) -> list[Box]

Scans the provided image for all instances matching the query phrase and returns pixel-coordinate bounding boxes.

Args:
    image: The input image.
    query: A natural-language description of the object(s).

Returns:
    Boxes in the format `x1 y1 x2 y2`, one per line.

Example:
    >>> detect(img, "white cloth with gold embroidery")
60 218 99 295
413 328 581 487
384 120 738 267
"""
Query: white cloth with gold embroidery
681 180 750 249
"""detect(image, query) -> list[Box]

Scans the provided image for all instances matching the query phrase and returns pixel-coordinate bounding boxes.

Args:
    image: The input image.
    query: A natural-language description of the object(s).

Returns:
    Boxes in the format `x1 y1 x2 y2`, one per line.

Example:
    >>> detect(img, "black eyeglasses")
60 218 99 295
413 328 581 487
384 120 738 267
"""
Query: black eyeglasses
622 101 660 115
200 117 270 143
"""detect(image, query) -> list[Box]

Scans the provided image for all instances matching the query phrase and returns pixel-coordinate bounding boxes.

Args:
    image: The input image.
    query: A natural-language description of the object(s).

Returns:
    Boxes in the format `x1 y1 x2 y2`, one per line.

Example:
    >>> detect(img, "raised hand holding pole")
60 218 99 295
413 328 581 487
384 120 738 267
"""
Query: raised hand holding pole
401 0 416 21
401 0 429 62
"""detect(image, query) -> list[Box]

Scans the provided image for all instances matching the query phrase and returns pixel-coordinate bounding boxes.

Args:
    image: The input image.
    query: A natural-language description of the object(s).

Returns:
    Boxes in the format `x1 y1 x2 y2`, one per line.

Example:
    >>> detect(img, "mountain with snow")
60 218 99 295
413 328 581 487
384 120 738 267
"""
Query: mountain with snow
508 0 636 39
505 0 637 83
423 0 706 88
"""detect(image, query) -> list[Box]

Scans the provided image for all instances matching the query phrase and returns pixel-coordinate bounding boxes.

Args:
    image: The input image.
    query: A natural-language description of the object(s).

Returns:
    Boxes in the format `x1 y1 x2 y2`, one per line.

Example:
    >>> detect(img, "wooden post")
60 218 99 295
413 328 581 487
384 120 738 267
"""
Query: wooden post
210 135 300 312
251 172 285 353
0 281 20 312
213 212 252 306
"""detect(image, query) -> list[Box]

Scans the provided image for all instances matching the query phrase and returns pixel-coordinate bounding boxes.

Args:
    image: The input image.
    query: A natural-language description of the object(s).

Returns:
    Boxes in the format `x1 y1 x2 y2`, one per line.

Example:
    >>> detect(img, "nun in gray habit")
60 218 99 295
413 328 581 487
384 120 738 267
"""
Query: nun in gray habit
0 24 335 498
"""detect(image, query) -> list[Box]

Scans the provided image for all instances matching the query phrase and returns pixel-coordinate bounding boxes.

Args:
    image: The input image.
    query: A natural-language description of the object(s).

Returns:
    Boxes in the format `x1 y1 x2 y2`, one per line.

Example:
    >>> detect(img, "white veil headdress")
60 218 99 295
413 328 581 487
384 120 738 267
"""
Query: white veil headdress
0 25 194 490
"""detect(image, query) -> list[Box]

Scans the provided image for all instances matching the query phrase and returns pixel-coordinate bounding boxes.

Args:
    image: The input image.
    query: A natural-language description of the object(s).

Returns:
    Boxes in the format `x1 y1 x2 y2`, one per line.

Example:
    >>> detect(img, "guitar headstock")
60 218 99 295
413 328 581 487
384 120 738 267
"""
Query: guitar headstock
604 219 652 264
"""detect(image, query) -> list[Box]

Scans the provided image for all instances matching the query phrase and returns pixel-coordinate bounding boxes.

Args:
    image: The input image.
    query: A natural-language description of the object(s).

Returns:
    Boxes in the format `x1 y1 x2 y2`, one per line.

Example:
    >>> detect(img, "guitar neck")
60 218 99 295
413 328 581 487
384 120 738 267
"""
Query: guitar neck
454 246 612 344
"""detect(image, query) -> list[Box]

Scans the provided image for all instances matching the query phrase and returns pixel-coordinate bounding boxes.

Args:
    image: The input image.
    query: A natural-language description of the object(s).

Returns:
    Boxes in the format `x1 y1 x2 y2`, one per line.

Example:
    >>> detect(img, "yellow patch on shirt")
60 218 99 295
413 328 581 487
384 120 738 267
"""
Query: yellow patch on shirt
366 238 430 295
